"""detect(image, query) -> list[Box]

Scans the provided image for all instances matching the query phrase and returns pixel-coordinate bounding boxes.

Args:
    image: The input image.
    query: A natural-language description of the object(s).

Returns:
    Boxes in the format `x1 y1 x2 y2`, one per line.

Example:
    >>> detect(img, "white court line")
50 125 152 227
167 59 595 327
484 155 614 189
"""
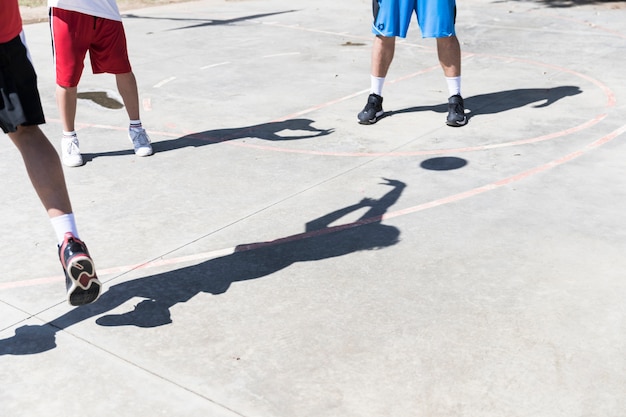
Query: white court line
262 52 301 58
153 76 177 88
201 61 231 70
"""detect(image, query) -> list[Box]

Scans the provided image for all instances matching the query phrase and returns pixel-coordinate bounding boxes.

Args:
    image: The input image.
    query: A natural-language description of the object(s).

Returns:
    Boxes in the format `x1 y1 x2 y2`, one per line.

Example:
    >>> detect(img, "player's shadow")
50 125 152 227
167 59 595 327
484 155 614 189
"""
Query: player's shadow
0 179 405 355
154 118 334 152
500 0 623 8
122 10 297 30
80 118 333 163
384 85 583 124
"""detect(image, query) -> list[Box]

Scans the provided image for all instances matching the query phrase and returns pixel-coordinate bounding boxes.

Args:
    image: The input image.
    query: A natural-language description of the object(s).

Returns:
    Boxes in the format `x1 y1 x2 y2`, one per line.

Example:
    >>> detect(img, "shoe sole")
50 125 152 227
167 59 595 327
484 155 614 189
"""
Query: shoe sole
62 158 84 167
65 255 101 306
358 110 384 125
134 148 154 157
446 116 468 127
129 133 153 157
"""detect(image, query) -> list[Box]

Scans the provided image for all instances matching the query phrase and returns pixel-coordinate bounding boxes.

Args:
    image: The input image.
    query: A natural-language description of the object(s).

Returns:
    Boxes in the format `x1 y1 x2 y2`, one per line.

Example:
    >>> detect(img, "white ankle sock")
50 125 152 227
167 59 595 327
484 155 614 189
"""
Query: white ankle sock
50 213 79 244
446 76 462 97
371 75 385 96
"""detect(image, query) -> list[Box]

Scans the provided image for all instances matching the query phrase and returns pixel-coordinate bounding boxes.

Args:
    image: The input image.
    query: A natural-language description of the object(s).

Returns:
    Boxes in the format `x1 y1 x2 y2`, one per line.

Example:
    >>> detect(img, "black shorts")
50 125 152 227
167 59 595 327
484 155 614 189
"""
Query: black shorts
0 33 45 134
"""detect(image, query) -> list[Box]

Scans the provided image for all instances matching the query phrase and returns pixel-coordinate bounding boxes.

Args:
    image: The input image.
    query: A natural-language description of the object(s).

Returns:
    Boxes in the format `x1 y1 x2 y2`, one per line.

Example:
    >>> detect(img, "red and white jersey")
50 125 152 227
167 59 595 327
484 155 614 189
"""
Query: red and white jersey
48 0 122 21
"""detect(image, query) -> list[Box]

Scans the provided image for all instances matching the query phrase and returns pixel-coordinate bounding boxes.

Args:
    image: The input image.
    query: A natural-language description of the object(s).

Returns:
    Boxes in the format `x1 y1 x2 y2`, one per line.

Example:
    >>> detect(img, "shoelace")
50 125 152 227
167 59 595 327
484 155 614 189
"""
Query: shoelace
131 130 151 147
64 138 80 155
365 100 380 111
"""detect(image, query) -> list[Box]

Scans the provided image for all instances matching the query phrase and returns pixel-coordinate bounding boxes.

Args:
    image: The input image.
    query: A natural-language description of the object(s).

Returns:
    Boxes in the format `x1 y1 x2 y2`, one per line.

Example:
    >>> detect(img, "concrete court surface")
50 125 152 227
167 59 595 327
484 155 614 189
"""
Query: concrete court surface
1 0 626 415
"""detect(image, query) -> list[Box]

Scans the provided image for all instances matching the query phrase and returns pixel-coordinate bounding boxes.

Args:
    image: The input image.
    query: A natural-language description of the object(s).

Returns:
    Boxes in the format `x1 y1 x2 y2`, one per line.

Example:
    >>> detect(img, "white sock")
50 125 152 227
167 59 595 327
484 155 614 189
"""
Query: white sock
129 120 142 130
63 131 77 138
371 75 385 96
50 213 79 244
446 76 462 97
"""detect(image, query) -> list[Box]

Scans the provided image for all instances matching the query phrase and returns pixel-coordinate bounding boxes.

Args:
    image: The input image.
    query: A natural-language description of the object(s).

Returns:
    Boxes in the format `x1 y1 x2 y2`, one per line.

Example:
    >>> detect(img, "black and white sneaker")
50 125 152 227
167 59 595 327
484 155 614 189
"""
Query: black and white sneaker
446 94 467 127
358 93 384 125
58 232 101 306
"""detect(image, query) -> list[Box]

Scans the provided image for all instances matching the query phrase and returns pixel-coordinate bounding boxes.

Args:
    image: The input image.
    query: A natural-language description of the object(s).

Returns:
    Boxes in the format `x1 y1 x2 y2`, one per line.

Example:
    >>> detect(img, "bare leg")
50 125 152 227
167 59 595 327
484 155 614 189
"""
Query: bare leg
8 125 72 218
436 35 461 77
358 35 395 124
372 35 396 78
55 85 78 132
115 72 140 121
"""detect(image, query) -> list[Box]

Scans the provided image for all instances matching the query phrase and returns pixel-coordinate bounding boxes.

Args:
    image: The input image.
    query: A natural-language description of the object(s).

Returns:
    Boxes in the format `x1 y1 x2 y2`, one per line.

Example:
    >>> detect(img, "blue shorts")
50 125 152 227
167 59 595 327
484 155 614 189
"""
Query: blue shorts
372 0 457 38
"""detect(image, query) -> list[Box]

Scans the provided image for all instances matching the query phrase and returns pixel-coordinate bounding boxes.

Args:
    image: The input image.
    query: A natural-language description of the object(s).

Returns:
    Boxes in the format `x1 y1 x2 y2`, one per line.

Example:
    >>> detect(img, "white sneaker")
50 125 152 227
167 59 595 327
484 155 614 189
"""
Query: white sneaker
129 128 153 157
61 135 83 167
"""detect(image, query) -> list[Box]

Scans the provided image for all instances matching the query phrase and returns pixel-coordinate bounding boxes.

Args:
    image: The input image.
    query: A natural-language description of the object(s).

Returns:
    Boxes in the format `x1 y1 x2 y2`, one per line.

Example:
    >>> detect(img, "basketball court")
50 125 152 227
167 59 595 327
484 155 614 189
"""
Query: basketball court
1 0 625 415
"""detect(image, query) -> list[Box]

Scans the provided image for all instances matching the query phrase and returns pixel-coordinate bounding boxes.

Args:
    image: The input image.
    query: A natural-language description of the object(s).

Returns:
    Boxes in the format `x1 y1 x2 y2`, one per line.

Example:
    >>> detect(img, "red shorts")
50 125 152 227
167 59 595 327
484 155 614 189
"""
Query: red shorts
50 8 132 87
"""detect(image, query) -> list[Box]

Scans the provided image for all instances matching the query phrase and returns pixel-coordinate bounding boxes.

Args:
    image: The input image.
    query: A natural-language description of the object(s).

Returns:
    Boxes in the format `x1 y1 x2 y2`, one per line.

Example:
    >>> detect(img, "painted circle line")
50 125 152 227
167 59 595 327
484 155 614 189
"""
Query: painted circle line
5 12 623 291
3 122 625 292
139 57 612 157
211 55 614 157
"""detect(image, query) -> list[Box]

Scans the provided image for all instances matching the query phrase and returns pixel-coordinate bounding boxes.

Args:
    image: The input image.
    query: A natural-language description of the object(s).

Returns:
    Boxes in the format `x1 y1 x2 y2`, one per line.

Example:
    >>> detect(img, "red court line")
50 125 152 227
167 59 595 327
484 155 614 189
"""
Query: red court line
2 123 625 292
50 50 614 158
10 17 619 291
163 55 611 157
383 123 626 220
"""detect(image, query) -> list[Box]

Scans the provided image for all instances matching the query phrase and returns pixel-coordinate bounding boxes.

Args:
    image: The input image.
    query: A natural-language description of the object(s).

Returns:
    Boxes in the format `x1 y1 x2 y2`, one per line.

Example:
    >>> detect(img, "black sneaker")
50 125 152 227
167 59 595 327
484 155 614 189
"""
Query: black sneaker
58 232 101 306
446 94 467 127
358 93 384 125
